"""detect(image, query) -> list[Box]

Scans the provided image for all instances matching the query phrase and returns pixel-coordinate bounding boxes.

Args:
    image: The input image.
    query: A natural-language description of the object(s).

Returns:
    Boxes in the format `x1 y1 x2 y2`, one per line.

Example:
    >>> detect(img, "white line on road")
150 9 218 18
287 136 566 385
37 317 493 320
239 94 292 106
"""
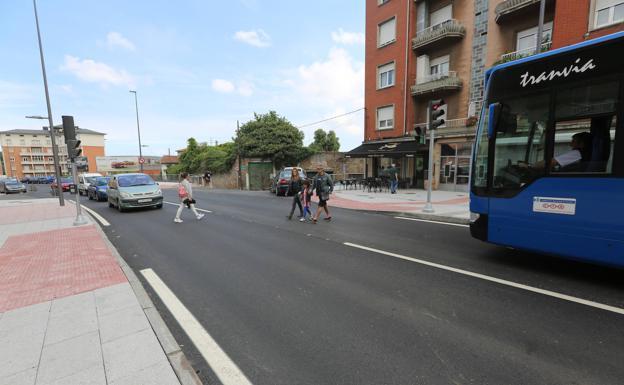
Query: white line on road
67 199 110 226
140 268 252 385
395 216 469 228
164 201 212 213
344 242 624 316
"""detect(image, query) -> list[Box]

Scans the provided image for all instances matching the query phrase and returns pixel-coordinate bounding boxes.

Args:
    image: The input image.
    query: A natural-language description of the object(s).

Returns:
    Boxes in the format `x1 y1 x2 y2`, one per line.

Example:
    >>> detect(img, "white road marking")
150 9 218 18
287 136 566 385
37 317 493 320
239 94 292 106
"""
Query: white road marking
395 216 469 228
344 242 624 316
140 268 253 385
164 201 212 213
67 199 110 226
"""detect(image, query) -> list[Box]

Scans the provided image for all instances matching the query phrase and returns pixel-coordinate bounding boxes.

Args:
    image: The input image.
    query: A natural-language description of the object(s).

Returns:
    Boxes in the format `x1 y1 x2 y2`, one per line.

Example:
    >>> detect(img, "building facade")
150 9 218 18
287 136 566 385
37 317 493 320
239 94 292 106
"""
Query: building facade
354 0 624 191
0 128 105 179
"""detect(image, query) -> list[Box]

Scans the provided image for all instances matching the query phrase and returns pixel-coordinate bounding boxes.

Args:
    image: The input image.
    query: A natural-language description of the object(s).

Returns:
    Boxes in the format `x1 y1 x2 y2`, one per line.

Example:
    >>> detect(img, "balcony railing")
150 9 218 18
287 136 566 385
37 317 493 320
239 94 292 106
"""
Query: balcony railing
411 71 462 96
412 19 465 50
495 0 543 23
499 41 552 63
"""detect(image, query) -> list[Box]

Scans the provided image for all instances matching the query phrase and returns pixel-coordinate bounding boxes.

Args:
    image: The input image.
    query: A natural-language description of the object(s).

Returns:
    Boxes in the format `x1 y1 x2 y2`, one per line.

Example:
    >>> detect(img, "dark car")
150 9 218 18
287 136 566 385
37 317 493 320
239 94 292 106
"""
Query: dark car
0 178 27 194
51 177 74 192
271 167 307 196
87 177 111 201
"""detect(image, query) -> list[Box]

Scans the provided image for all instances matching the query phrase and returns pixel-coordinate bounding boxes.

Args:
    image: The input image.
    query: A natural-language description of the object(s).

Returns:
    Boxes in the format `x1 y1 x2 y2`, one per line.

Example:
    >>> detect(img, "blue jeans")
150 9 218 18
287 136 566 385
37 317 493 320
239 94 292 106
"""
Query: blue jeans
391 180 398 193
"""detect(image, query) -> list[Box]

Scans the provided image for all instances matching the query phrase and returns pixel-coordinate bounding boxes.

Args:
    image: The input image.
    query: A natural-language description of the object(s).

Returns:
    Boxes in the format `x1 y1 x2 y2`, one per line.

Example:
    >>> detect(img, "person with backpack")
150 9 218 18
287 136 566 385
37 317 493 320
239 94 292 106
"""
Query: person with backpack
175 172 204 223
311 165 334 223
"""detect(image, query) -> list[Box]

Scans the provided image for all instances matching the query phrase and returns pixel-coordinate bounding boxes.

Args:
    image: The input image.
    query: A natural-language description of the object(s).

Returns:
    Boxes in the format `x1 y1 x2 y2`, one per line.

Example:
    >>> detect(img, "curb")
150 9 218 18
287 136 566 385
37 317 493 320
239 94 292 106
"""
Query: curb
89 216 203 385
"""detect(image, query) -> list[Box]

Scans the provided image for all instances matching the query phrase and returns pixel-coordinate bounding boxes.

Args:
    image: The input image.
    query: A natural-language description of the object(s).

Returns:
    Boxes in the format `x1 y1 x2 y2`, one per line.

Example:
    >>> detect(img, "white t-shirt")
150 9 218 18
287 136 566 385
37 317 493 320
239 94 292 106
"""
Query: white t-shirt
554 149 582 167
181 179 192 198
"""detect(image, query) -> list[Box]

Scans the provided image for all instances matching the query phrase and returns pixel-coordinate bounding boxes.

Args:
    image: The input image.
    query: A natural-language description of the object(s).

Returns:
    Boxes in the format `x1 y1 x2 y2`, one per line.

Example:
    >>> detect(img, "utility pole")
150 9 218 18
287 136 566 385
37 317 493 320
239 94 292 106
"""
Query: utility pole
32 0 63 206
535 0 546 55
237 120 242 190
129 90 144 172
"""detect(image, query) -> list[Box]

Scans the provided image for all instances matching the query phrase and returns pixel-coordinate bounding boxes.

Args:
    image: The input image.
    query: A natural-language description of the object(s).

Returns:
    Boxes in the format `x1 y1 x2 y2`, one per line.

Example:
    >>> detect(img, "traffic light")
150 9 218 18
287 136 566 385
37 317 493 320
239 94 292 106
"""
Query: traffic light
62 115 82 160
414 125 426 144
428 99 446 130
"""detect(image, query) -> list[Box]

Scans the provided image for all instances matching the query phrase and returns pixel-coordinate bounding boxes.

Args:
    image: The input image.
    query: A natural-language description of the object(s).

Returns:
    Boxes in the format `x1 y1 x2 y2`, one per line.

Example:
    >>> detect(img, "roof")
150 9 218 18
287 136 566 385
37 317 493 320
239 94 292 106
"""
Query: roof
345 140 427 157
0 128 105 136
161 155 179 164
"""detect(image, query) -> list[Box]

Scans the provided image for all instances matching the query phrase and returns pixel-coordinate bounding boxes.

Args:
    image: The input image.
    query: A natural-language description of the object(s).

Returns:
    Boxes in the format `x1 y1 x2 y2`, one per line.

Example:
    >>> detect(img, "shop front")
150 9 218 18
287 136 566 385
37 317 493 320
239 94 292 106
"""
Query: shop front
345 139 427 188
436 141 472 192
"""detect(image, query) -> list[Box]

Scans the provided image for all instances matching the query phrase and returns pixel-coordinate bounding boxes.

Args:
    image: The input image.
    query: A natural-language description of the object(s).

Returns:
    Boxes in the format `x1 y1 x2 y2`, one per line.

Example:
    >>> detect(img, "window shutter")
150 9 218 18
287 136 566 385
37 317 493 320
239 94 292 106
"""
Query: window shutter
378 18 396 46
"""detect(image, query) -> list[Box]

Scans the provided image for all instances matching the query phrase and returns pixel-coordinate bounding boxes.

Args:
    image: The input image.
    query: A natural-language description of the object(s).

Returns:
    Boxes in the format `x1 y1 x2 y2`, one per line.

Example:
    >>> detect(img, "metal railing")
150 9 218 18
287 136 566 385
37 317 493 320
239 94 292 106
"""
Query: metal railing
500 41 552 63
412 71 462 96
412 19 465 50
495 0 542 22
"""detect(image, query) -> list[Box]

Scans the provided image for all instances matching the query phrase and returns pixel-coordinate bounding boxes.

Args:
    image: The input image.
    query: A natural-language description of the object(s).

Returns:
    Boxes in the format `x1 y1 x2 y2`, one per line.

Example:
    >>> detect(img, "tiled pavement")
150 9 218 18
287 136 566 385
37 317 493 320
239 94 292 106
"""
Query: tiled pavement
0 199 183 385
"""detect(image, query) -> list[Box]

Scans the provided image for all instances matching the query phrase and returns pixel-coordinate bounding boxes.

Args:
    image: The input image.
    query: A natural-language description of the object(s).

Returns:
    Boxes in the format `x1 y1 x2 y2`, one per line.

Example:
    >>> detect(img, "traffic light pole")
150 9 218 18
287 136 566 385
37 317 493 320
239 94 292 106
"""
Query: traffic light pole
423 115 435 213
71 161 88 226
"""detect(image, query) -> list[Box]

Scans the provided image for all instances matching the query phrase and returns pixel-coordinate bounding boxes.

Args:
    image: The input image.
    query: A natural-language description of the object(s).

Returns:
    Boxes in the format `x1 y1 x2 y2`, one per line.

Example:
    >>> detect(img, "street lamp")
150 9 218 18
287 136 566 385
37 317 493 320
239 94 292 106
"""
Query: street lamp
30 0 64 206
129 90 144 172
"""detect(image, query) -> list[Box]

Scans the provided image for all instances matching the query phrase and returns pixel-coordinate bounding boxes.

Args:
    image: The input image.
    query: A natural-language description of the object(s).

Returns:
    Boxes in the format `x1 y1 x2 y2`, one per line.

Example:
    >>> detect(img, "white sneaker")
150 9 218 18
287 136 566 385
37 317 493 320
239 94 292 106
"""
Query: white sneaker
174 218 183 223
197 213 205 220
299 217 306 222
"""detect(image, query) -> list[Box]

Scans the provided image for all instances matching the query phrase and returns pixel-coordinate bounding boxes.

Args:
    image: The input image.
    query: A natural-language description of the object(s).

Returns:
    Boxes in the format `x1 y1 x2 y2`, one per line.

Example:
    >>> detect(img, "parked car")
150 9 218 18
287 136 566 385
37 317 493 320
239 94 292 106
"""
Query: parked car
78 173 103 196
0 178 27 194
107 173 163 212
87 176 111 201
51 177 74 192
271 167 307 196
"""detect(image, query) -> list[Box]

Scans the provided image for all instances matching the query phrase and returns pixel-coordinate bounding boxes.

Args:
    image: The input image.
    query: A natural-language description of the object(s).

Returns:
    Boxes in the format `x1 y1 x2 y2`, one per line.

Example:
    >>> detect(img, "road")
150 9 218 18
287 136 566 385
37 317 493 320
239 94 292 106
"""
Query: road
5 186 624 385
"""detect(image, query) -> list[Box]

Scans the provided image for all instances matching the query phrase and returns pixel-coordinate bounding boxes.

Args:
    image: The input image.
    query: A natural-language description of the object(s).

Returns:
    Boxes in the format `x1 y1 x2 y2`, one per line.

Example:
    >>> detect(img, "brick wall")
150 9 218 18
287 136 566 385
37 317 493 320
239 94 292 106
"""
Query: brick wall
553 0 624 48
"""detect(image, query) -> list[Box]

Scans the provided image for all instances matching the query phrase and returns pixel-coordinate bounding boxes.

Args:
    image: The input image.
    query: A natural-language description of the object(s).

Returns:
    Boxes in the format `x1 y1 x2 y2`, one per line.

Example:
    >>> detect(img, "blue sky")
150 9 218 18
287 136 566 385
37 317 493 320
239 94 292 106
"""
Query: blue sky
0 0 365 156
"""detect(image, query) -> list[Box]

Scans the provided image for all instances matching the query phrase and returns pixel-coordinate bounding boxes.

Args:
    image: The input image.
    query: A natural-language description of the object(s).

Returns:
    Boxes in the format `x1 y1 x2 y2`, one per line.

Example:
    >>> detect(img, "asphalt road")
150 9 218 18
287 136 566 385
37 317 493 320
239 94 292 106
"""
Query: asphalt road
6 186 624 385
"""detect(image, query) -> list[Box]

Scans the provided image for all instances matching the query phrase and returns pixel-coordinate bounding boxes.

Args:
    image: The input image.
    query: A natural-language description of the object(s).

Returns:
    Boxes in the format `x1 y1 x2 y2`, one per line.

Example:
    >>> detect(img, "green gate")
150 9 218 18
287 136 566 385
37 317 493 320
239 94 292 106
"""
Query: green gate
248 162 273 190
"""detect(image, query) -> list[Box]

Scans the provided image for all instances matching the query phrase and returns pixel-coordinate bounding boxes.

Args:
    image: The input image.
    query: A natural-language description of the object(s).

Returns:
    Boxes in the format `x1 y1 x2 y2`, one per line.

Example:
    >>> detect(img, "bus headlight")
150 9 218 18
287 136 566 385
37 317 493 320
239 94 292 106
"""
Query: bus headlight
470 212 480 223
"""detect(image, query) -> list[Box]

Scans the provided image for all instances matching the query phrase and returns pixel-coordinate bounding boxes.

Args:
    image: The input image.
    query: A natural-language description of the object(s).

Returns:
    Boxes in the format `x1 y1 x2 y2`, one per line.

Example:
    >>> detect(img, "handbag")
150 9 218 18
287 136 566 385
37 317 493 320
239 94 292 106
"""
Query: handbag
178 184 188 199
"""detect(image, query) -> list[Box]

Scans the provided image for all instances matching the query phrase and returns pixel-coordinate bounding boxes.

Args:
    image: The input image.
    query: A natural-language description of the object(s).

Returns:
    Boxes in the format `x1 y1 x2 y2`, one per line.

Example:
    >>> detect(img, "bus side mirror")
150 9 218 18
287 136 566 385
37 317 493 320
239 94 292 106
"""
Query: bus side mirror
488 103 502 139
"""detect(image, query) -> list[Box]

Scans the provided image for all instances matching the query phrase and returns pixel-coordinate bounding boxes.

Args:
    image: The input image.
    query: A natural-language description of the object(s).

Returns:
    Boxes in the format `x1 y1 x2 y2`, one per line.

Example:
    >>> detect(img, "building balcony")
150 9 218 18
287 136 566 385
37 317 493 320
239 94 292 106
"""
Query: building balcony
495 0 551 23
411 71 462 97
498 41 552 63
412 19 466 50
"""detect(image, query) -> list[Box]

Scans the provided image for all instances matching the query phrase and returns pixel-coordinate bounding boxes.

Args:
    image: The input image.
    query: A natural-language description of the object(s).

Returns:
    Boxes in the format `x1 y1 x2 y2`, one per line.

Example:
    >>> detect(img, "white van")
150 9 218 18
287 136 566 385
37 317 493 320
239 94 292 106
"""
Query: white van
78 173 103 196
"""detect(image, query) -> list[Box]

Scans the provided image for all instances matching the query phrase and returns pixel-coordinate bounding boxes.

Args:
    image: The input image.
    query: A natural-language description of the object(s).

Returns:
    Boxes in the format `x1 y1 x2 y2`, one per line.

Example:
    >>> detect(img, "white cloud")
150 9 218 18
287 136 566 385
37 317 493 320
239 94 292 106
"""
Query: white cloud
106 32 136 51
61 55 135 88
331 28 365 45
212 79 235 93
233 29 271 48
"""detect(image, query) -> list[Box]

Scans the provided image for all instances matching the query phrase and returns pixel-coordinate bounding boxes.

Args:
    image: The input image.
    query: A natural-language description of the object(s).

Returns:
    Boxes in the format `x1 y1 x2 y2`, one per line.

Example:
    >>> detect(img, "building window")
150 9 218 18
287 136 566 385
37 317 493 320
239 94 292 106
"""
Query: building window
31 140 40 146
5 139 11 145
377 62 395 89
595 0 624 28
377 105 394 130
430 55 450 80
378 0 389 5
378 17 396 47
19 139 25 146
430 4 452 27
516 22 553 53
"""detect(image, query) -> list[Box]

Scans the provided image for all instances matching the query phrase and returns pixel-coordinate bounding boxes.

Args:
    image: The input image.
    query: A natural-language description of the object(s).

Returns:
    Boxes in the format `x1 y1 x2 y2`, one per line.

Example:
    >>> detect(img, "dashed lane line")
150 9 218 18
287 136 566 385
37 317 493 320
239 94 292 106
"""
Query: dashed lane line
395 216 469 228
344 242 624 316
140 268 253 385
164 201 212 213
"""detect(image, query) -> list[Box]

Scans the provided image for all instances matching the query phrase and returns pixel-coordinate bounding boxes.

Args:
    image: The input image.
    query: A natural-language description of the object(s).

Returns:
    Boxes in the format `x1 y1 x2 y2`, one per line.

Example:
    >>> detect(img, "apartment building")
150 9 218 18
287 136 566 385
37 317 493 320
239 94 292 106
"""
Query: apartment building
0 128 105 179
352 0 623 191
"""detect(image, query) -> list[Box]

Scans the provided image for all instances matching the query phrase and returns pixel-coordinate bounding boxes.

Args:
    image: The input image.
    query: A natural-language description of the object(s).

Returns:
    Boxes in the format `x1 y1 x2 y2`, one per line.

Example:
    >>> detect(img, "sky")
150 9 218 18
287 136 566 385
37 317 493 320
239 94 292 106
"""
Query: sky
0 0 365 156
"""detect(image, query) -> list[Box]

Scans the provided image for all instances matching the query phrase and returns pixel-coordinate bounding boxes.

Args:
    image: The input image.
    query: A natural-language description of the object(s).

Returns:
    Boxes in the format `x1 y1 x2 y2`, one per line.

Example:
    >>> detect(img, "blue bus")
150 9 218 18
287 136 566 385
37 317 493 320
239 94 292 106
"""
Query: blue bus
470 31 624 267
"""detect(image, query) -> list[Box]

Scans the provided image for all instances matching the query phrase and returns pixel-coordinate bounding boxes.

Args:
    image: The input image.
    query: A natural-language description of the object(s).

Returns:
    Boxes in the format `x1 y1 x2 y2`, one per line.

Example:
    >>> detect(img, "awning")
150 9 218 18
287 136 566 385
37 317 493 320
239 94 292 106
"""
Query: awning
345 140 427 158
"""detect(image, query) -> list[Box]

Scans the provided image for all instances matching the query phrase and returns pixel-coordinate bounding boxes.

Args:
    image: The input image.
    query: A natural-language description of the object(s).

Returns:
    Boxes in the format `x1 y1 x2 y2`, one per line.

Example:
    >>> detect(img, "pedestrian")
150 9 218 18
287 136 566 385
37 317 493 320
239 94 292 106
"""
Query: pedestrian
203 171 212 188
175 172 205 223
311 165 334 223
287 168 303 220
299 180 313 222
389 163 399 194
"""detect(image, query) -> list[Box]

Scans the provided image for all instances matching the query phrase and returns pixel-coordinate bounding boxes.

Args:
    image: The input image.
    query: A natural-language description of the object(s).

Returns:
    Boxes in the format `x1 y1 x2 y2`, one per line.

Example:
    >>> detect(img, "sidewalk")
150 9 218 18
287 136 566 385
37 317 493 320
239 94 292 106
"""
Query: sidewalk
0 199 198 385
326 188 470 222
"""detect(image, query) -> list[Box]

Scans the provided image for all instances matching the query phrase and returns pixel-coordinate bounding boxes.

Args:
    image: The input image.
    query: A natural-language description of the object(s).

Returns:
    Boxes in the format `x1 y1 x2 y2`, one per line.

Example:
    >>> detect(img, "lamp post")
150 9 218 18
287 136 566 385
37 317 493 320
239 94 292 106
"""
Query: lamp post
31 0 64 206
129 90 144 172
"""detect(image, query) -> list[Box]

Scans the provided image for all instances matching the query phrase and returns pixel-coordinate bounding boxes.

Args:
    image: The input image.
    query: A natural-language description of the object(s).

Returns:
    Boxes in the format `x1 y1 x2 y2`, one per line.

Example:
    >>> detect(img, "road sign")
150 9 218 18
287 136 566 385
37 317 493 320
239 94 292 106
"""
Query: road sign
139 157 145 164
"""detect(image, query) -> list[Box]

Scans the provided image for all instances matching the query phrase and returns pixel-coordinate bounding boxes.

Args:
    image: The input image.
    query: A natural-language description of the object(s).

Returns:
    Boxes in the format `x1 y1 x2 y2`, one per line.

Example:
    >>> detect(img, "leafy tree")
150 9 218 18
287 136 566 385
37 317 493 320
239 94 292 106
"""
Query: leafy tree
198 142 236 174
309 129 340 152
235 111 307 167
177 138 202 173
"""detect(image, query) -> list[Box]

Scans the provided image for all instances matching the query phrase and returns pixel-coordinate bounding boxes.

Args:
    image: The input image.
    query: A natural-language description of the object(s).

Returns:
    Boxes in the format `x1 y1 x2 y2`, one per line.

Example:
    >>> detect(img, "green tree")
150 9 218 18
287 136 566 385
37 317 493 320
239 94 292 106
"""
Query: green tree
198 142 236 174
310 129 340 152
177 137 203 173
235 111 307 167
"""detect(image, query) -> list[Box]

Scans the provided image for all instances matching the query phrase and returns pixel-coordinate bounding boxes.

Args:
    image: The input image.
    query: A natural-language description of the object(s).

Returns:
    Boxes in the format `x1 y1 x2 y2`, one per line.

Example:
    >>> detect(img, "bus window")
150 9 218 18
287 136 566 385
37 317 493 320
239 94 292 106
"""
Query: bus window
552 80 619 174
491 93 549 190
